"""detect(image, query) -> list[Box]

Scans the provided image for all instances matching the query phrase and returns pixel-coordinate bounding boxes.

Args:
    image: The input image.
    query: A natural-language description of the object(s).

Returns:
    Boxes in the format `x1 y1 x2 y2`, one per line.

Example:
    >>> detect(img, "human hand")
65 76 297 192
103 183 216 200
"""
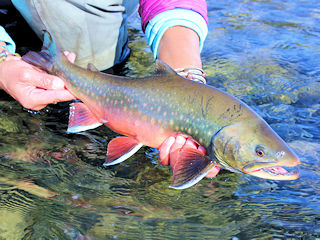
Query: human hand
159 135 221 178
0 51 77 110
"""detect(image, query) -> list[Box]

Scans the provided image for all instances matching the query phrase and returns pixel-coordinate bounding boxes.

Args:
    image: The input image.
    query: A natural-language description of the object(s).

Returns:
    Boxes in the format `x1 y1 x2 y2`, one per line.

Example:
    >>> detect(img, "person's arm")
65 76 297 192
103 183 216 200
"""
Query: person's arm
0 27 76 110
139 1 208 82
157 26 202 69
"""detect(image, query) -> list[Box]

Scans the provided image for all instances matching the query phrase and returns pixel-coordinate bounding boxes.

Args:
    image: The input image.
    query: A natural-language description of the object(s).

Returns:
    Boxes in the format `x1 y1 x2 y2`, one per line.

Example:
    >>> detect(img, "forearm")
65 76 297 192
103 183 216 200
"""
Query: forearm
157 26 202 69
139 1 208 69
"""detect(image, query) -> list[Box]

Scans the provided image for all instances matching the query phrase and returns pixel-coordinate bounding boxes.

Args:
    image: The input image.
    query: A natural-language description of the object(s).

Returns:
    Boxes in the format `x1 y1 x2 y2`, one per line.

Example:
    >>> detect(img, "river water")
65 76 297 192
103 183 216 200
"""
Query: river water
0 0 319 239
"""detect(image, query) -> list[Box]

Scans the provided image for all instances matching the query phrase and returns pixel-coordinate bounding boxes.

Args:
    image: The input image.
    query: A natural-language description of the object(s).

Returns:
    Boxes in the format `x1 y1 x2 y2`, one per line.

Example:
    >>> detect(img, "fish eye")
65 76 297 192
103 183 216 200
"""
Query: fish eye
255 147 265 157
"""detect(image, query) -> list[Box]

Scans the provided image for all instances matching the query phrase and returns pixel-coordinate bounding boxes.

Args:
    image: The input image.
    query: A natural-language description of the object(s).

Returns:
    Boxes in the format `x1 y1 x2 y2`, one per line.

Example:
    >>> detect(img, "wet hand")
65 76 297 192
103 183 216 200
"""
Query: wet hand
159 135 221 178
0 51 77 110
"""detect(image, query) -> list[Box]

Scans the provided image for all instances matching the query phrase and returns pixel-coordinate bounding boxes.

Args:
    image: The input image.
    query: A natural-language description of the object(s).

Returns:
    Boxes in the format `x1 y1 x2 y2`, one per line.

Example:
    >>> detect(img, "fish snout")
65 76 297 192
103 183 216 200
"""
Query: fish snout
286 154 301 166
276 150 301 167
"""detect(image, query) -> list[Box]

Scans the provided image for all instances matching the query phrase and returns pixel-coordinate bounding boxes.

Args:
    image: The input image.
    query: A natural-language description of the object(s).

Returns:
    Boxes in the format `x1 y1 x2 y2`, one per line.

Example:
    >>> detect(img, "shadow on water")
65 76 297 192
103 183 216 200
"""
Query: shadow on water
1 0 320 239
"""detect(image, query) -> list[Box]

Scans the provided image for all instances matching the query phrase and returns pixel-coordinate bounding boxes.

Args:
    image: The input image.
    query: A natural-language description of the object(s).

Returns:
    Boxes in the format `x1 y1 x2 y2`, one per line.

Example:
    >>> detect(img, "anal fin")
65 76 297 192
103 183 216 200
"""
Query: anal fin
170 148 216 190
103 136 143 166
67 102 103 133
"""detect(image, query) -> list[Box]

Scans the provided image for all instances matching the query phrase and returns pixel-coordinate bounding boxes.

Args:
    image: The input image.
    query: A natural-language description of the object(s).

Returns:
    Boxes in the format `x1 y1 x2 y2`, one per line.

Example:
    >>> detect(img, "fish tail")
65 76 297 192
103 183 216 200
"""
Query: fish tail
22 30 63 74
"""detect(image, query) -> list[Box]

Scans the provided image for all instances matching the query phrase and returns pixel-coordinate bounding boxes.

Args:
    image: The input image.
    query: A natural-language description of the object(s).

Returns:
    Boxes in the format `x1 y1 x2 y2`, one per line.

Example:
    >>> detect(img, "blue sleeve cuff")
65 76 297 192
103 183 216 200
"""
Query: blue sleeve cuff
145 8 208 59
0 26 16 54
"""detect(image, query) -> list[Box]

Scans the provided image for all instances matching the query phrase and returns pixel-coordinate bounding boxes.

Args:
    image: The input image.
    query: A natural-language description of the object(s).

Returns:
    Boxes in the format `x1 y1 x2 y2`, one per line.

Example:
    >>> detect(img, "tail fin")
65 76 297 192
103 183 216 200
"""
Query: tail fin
22 31 62 74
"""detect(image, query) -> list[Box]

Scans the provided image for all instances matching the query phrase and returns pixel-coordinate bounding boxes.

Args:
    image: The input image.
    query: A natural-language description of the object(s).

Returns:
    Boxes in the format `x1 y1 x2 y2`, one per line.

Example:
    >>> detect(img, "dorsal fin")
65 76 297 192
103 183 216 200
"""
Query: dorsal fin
155 59 177 76
87 63 99 72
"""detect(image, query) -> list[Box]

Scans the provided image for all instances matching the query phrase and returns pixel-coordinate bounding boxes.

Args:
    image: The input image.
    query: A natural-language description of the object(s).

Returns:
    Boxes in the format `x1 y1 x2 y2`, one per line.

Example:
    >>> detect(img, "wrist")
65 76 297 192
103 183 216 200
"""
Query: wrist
0 42 20 63
0 41 9 54
175 67 207 84
0 42 10 90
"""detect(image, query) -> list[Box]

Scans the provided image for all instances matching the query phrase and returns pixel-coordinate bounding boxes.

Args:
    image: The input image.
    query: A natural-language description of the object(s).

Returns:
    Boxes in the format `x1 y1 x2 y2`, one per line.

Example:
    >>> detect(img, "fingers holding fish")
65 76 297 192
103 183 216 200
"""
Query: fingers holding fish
159 134 219 178
159 135 200 166
205 165 221 178
158 136 175 166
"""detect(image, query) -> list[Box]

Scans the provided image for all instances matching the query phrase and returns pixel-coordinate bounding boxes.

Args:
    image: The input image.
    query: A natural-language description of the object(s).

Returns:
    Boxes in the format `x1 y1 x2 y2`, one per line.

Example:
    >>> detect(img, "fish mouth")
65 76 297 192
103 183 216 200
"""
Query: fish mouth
242 162 300 180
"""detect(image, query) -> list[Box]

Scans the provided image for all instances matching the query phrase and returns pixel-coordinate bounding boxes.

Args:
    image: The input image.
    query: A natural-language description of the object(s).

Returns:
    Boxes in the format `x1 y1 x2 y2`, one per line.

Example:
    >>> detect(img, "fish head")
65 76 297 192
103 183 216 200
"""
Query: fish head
212 119 301 180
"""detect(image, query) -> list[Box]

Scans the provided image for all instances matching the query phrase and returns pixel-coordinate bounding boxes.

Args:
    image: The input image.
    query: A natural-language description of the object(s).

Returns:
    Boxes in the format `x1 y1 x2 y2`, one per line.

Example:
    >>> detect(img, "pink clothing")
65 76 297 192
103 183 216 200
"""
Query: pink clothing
138 0 208 31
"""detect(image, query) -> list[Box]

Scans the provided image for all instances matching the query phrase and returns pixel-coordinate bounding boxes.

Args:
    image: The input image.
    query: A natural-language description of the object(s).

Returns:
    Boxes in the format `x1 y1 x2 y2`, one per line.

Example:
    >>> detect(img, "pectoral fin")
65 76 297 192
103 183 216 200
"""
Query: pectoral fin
170 148 216 190
103 136 143 166
67 102 103 133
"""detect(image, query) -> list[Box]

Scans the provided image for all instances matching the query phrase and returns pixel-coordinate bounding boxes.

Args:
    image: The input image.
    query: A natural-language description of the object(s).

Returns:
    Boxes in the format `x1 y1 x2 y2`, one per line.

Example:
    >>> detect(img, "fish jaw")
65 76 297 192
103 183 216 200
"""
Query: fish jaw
242 158 300 180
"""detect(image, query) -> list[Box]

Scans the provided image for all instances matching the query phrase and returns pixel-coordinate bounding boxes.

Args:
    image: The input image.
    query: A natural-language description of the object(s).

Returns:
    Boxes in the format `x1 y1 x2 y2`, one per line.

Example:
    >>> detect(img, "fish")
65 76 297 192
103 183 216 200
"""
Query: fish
22 31 301 189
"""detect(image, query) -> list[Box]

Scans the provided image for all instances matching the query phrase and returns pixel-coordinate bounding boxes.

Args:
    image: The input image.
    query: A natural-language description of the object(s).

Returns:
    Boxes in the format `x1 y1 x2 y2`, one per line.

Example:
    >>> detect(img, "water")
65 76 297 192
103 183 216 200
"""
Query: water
1 1 320 239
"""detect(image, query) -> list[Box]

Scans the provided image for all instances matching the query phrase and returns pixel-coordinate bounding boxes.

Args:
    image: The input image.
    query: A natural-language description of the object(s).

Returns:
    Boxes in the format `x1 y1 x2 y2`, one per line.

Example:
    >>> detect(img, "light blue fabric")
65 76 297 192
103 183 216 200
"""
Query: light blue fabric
145 8 208 59
0 26 16 54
